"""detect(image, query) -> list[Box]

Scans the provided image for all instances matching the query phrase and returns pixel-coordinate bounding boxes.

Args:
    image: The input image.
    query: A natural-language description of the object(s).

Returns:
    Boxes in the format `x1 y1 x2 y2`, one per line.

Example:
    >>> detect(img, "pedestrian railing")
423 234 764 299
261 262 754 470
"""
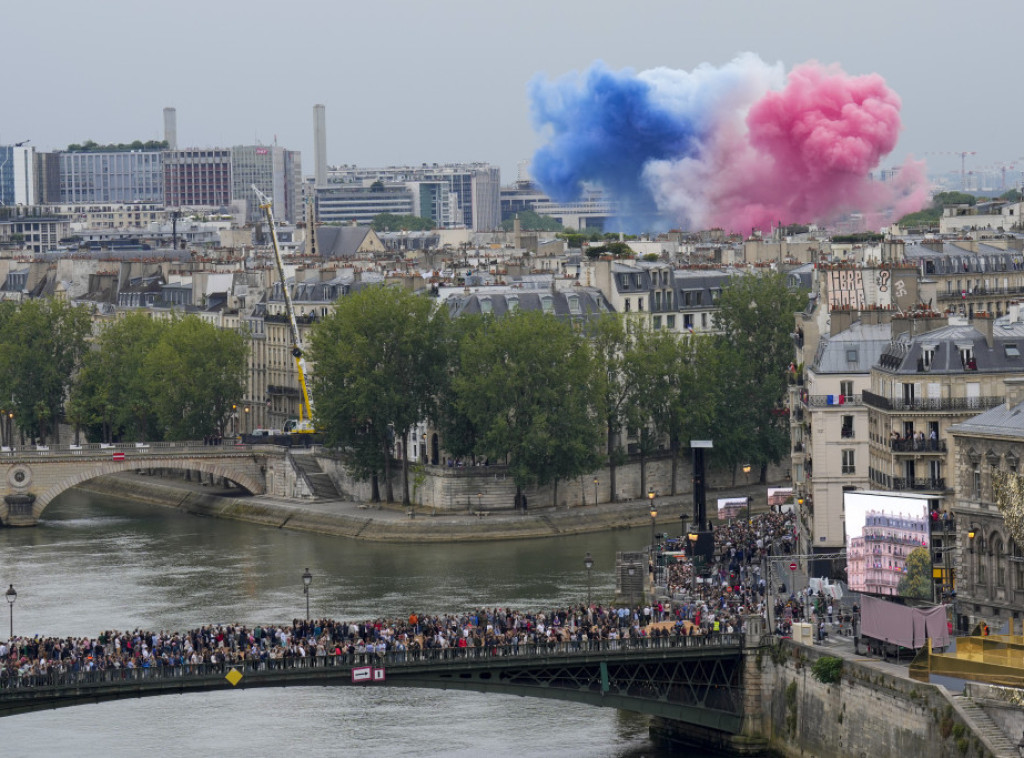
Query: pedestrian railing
0 632 741 692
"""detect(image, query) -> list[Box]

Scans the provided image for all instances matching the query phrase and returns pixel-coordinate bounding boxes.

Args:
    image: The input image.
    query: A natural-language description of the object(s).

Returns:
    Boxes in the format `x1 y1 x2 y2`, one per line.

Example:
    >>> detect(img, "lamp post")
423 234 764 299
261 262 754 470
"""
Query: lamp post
5 584 15 639
627 565 636 608
231 404 237 437
593 477 599 506
244 406 251 434
302 568 312 621
584 552 594 607
688 532 699 598
421 432 427 464
742 464 751 523
648 489 657 549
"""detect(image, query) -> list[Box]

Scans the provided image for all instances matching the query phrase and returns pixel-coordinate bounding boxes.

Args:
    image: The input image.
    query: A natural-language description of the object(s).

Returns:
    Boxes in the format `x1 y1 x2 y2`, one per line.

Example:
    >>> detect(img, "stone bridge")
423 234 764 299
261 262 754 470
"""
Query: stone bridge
0 441 273 526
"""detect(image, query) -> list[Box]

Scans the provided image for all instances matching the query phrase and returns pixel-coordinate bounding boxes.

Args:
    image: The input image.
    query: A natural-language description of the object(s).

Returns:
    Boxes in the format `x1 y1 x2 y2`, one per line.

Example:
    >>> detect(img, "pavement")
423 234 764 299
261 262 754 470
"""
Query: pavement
81 471 777 543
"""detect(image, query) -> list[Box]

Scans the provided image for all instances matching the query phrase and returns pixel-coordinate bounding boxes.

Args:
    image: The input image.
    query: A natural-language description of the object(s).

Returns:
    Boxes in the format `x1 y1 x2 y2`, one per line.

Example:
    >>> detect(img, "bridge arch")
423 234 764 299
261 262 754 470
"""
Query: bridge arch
31 457 266 519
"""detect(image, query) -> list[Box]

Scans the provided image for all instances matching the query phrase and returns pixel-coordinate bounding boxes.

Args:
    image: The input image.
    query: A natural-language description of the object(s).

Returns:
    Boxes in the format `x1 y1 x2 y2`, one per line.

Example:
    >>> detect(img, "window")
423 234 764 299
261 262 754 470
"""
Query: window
479 297 493 315
846 348 858 363
567 295 581 315
840 380 854 400
683 314 694 331
1007 344 1020 358
653 316 662 329
540 296 554 315
624 298 631 313
841 449 855 475
505 295 519 313
637 298 644 311
841 415 854 439
654 291 662 310
974 467 981 498
667 315 675 329
701 313 708 328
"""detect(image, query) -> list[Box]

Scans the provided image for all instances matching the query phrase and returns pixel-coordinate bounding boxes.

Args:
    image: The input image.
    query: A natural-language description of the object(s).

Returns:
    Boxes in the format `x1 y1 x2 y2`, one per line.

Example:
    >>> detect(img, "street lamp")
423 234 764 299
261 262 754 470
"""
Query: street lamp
5 584 15 639
584 552 594 607
302 568 312 621
627 565 636 607
421 432 428 464
648 490 657 549
244 406 251 434
593 477 599 506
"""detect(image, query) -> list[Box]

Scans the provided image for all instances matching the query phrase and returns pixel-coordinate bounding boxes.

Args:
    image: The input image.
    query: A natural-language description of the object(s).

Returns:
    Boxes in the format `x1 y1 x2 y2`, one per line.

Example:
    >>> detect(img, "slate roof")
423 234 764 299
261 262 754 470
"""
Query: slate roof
811 321 892 374
903 241 1024 275
316 226 377 258
949 400 1024 439
446 288 612 320
877 321 1024 375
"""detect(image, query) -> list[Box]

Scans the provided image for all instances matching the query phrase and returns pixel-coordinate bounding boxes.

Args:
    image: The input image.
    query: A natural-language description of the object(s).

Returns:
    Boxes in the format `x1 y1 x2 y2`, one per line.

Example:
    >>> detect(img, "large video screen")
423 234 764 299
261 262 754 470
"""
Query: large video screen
844 491 932 599
716 497 747 520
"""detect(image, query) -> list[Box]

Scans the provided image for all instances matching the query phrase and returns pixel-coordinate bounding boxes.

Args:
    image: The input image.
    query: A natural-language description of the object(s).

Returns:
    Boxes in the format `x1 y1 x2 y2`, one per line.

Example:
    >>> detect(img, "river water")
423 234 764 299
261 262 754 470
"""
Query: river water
1 489 724 758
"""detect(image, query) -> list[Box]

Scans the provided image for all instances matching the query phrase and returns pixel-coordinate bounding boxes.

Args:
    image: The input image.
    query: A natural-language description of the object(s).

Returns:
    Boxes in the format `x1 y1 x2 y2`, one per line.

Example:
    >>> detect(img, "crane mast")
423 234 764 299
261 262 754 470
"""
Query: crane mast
252 185 315 432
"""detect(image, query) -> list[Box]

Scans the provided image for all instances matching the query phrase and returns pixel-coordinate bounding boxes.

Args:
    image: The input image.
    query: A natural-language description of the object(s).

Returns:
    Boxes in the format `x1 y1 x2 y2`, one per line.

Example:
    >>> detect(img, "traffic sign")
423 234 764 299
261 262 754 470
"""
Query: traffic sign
112 452 125 461
789 562 797 571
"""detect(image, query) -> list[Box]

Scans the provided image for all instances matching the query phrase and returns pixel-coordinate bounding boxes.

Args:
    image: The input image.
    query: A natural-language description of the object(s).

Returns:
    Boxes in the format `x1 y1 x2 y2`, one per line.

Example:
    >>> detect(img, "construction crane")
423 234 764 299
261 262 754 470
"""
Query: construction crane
252 184 316 434
924 151 977 190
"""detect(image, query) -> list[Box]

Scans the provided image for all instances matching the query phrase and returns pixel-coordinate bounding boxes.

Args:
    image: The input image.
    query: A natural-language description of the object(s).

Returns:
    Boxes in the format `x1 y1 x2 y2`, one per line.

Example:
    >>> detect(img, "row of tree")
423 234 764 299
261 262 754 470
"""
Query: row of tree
0 303 247 445
308 273 806 505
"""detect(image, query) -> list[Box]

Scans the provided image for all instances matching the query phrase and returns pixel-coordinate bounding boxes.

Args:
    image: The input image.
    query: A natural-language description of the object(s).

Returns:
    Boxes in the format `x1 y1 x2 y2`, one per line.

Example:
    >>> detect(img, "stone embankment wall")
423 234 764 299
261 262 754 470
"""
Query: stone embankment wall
760 641 1010 758
321 451 787 512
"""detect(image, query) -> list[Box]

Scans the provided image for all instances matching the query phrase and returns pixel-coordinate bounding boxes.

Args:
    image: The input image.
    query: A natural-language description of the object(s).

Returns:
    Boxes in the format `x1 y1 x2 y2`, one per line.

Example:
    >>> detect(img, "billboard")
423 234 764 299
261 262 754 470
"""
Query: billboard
717 497 748 520
767 487 794 513
844 491 932 599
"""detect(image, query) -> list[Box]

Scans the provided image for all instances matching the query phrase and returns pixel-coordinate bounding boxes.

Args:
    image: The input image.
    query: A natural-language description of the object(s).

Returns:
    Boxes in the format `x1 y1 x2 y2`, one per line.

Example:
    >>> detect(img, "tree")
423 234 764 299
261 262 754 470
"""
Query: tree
898 548 933 600
713 272 807 480
448 310 602 508
590 314 640 502
370 213 435 232
308 286 448 504
500 210 566 233
70 312 168 442
143 316 247 440
0 300 91 444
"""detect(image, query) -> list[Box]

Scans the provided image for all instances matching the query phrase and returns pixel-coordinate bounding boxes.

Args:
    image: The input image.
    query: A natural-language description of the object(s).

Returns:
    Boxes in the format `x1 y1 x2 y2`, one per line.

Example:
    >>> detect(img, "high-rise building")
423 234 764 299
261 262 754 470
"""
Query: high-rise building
59 150 164 204
163 148 232 208
232 145 302 224
323 163 500 230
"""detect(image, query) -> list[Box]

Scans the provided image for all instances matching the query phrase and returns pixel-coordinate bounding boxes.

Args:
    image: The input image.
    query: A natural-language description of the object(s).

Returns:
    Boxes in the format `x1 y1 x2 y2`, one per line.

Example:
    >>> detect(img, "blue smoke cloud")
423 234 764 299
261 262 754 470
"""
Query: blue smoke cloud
529 62 700 228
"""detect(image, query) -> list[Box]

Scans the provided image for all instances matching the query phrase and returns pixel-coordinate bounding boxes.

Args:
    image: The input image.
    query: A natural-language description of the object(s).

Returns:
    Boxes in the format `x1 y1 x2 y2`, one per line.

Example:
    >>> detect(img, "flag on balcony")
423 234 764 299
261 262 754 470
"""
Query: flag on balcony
826 395 845 405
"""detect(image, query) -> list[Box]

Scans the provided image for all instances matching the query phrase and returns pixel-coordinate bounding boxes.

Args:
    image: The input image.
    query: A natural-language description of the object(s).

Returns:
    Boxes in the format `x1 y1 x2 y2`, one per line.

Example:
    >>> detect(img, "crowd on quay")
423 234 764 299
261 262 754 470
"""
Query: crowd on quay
665 510 852 639
0 603 739 688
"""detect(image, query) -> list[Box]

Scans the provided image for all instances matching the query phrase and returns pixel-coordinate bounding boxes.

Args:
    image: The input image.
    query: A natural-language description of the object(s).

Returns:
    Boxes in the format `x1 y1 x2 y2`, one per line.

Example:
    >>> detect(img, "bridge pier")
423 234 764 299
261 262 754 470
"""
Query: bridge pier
650 616 770 756
1 493 37 527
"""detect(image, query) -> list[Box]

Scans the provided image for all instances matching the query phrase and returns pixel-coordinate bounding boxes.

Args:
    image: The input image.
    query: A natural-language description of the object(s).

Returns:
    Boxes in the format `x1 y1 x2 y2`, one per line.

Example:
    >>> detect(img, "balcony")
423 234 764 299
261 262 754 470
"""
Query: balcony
889 439 948 453
801 394 862 408
862 390 1003 413
892 477 946 492
267 384 301 397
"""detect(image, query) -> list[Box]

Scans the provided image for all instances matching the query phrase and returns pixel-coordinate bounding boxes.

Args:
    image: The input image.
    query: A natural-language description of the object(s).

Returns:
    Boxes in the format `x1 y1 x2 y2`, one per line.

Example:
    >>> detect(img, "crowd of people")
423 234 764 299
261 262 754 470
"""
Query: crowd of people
1 603 738 687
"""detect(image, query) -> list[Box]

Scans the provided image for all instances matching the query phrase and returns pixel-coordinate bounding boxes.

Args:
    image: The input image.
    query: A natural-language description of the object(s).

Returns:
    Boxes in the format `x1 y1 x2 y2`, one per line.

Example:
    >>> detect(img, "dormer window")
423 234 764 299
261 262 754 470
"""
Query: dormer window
846 348 859 363
567 295 581 315
479 297 493 315
540 295 554 315
921 344 936 370
1007 344 1020 358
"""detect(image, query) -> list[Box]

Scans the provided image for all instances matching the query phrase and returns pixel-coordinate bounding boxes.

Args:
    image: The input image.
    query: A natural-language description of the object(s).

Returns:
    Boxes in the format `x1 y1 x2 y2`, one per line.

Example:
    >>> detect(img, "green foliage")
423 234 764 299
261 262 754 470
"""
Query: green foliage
896 209 941 228
558 231 603 249
832 232 884 244
785 680 798 735
999 189 1023 202
501 210 566 232
142 316 247 441
308 286 448 504
811 656 843 684
66 139 168 152
0 300 91 443
897 190 978 227
585 241 634 259
444 310 602 494
711 272 808 474
370 213 435 232
897 547 933 599
951 723 966 739
933 191 977 207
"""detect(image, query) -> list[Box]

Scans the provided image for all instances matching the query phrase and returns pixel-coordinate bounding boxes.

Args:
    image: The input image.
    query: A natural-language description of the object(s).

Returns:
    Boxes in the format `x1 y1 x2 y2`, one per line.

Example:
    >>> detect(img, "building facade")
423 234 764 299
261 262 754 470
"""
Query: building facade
232 145 302 225
163 148 232 208
59 150 164 204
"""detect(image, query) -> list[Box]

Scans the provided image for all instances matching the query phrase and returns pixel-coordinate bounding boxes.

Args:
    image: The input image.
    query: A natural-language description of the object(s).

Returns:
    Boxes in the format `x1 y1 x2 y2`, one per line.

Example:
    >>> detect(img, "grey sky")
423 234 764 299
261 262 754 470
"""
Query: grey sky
5 0 1023 184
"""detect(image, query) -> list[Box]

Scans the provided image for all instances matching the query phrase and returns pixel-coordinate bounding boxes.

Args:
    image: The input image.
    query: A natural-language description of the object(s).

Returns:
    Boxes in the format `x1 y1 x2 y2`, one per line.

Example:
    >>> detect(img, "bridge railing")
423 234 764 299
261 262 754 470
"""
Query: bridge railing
0 632 741 692
0 440 258 457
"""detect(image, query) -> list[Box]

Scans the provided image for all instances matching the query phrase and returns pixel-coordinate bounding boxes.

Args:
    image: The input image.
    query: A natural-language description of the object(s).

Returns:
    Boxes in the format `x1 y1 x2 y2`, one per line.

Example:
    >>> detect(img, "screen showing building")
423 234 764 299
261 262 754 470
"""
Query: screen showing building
717 497 747 520
844 491 931 599
767 487 794 513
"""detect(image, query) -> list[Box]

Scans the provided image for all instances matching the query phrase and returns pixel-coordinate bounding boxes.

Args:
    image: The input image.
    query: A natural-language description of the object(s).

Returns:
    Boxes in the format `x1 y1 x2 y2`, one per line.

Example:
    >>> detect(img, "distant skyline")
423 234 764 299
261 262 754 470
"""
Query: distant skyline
5 0 1024 188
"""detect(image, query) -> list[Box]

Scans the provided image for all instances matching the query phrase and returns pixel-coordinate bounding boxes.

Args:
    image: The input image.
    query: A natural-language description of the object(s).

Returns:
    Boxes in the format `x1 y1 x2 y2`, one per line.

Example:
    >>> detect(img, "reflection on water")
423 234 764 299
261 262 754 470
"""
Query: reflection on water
1 488 727 757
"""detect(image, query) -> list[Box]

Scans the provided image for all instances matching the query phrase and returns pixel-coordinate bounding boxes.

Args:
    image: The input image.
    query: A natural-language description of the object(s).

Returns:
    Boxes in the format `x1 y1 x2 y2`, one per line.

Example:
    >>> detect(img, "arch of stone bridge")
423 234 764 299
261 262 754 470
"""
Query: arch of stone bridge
31 457 266 519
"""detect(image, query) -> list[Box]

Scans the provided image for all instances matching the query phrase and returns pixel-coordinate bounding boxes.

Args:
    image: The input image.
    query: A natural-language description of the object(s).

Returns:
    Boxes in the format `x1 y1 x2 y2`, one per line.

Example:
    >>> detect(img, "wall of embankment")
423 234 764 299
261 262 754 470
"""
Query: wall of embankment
72 475 669 542
754 641 1008 758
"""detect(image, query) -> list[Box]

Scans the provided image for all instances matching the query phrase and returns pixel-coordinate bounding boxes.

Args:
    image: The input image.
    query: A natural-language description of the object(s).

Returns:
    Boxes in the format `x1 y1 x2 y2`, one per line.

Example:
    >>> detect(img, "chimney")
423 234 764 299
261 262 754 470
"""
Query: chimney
1005 377 1024 410
163 107 177 149
973 313 994 348
313 104 327 188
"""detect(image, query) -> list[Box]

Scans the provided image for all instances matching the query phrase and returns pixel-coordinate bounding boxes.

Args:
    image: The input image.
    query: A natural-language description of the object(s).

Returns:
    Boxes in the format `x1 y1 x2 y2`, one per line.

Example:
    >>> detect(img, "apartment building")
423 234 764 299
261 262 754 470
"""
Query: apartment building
59 150 164 204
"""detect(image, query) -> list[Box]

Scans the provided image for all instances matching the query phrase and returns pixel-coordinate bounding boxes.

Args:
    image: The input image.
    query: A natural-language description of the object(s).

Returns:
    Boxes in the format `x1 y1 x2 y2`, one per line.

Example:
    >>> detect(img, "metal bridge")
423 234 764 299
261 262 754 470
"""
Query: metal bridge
0 635 746 733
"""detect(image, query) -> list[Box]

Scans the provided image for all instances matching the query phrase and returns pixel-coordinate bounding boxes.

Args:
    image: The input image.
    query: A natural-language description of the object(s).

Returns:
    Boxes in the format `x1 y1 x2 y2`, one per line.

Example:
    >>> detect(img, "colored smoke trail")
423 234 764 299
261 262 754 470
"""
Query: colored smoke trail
529 55 928 234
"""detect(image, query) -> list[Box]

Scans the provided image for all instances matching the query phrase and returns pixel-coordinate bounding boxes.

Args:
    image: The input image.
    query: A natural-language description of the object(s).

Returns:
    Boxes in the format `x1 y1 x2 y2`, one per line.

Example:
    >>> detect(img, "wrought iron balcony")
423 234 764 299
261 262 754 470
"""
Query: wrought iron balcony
862 390 1003 413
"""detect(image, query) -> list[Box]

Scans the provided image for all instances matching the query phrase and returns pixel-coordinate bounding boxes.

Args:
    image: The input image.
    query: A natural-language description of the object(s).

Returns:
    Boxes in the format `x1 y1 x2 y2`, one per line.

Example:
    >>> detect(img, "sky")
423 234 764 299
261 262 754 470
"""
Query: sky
5 0 1024 195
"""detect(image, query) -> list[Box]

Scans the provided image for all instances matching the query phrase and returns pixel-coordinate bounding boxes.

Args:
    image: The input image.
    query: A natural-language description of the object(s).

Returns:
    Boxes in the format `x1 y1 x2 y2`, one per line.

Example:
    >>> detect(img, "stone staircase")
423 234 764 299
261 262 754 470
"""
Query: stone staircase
953 694 1022 758
289 452 340 500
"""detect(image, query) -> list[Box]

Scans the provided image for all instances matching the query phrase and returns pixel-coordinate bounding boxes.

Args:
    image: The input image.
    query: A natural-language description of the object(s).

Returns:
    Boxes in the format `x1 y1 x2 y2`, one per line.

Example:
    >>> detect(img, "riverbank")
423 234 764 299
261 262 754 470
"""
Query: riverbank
72 472 772 543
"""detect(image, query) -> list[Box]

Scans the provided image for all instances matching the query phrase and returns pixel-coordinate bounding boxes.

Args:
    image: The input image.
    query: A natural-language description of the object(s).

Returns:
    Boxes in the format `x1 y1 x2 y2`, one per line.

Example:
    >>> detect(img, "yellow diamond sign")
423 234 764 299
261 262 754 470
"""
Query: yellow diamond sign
225 668 243 687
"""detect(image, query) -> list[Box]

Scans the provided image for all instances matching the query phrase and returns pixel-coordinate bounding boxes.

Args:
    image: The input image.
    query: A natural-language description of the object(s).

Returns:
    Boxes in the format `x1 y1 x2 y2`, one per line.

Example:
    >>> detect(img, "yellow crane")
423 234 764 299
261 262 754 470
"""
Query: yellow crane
252 185 315 433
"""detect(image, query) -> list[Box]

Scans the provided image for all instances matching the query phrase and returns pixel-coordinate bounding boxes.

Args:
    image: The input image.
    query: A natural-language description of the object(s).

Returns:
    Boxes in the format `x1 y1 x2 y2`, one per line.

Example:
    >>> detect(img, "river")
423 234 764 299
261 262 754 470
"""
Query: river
1 488 726 758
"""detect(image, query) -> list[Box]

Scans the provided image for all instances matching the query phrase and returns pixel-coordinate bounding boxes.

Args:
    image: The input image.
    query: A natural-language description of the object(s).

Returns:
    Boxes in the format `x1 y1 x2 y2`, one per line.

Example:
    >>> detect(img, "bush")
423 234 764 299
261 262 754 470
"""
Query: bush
811 656 843 684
